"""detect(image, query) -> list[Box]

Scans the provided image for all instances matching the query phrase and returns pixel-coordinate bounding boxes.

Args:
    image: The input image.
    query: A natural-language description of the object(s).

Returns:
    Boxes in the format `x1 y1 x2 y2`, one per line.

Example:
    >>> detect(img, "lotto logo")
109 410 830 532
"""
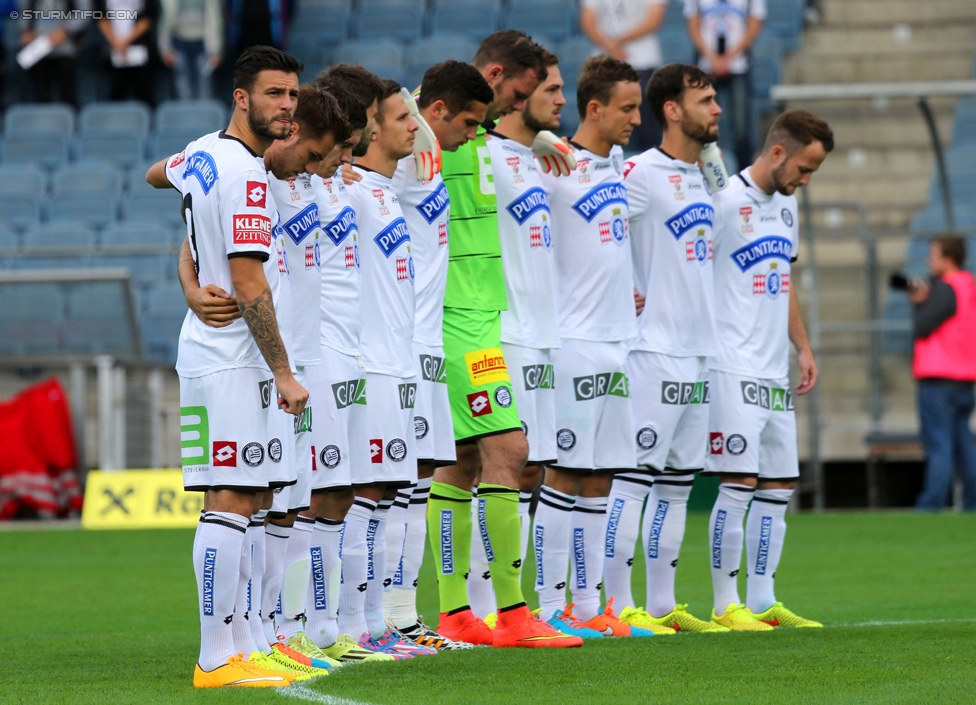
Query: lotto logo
169 151 185 169
232 214 272 246
710 432 724 455
370 439 383 463
467 391 492 417
246 181 267 208
438 222 448 246
344 246 356 268
213 441 237 467
396 258 408 281
530 226 542 248
599 222 612 244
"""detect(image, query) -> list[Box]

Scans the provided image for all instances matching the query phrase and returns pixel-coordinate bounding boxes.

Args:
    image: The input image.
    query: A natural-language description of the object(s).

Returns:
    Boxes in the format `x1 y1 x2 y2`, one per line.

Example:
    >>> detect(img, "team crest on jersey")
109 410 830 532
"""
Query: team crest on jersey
182 151 218 194
739 206 754 234
731 235 793 272
665 203 714 239
438 222 448 246
506 186 550 225
669 174 684 202
685 229 713 265
417 181 450 224
305 238 321 270
781 208 794 227
577 159 591 183
283 203 320 245
374 217 410 258
396 255 415 283
324 206 357 246
572 183 627 222
598 208 627 246
344 245 357 269
752 262 791 298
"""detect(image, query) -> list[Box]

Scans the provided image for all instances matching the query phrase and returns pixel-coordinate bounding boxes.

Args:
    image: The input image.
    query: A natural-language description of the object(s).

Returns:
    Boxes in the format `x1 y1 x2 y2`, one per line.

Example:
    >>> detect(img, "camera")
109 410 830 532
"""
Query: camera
889 272 911 291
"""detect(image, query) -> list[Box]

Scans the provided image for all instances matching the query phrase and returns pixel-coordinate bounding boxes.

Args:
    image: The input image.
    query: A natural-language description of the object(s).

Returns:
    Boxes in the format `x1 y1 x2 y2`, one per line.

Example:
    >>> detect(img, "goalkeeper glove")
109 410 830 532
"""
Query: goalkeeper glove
401 88 441 182
532 130 576 176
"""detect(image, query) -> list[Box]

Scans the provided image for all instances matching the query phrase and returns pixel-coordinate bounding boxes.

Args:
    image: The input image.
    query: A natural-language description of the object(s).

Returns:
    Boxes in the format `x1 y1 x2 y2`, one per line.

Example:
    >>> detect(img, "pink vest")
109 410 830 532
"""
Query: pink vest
913 270 976 381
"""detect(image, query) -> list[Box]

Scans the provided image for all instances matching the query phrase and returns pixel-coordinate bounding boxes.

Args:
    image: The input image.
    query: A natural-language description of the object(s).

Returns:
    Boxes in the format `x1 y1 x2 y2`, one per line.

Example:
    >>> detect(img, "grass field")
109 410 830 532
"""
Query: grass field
2 512 975 704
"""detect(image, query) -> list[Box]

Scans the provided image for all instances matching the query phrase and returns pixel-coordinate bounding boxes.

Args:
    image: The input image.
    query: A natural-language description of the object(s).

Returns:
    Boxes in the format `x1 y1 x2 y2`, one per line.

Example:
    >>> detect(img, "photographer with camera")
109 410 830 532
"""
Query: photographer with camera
900 236 976 511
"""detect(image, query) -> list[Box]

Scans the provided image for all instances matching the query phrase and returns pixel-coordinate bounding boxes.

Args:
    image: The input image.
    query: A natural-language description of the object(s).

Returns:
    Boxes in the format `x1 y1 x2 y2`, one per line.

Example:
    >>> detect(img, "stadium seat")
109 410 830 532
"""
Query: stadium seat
153 100 227 136
954 97 976 145
95 253 170 284
502 3 576 43
52 164 123 199
353 2 425 42
0 163 47 194
429 3 499 42
331 40 407 84
100 222 173 248
143 281 187 362
658 28 695 65
49 193 118 230
79 101 152 136
881 294 912 355
149 132 200 161
73 134 147 170
61 279 139 355
556 36 594 80
290 1 351 45
121 190 186 230
0 197 42 232
765 0 803 52
286 33 331 72
0 135 70 169
406 34 479 79
0 226 18 248
3 103 75 136
23 221 96 250
0 282 64 354
559 94 580 138
16 253 95 270
0 164 46 231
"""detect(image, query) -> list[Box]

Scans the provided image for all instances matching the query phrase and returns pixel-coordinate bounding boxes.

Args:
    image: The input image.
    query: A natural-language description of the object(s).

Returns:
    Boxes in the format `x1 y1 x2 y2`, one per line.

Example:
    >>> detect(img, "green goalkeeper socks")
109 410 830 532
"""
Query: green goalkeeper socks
427 481 472 614
477 484 525 611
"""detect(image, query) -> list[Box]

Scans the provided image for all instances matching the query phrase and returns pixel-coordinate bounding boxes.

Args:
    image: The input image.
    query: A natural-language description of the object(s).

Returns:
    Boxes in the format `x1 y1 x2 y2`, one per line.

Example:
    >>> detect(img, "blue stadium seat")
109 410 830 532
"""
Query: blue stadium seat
0 164 46 231
73 134 147 169
750 57 781 102
0 197 42 232
881 294 912 355
0 282 64 354
765 0 803 52
559 94 580 138
147 280 188 318
331 40 407 84
62 279 139 355
149 132 200 161
52 164 123 198
3 103 75 136
143 281 187 362
353 2 425 42
100 222 173 248
556 36 594 80
946 147 976 177
121 190 186 229
125 162 160 192
954 97 976 145
23 221 96 249
46 195 118 231
0 163 47 194
406 34 479 77
661 0 688 30
429 3 499 42
0 134 70 169
16 253 95 269
290 1 351 45
658 28 695 65
95 253 171 283
286 34 331 72
0 226 19 248
153 100 227 136
503 3 576 43
79 101 152 136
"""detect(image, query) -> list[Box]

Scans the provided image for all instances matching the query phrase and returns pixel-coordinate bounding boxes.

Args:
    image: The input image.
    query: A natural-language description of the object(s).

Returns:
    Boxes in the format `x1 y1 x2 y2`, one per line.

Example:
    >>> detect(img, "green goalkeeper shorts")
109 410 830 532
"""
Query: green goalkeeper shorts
442 306 522 443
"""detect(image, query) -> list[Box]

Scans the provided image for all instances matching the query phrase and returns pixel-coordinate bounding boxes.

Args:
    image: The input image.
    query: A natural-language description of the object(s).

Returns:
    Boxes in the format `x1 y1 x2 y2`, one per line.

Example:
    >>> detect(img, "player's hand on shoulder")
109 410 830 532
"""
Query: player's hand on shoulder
533 130 576 177
340 163 361 186
275 373 310 416
187 284 240 328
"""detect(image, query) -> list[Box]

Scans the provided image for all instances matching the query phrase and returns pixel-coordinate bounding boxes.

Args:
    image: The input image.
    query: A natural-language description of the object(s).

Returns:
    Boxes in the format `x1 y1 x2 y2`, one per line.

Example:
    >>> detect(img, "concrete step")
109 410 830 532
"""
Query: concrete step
802 25 976 56
822 0 976 26
784 51 974 84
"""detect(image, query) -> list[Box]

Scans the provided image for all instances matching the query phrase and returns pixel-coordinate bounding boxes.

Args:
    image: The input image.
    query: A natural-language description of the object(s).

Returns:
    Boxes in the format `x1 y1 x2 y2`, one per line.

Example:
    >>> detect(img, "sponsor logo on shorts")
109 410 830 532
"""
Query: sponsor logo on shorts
320 445 341 469
740 381 794 411
574 527 586 589
755 516 772 574
202 547 216 615
267 438 282 462
213 441 236 467
310 546 326 610
386 438 407 462
324 206 357 246
664 203 714 240
370 439 382 464
398 383 417 410
374 217 410 258
646 499 669 559
712 509 727 569
467 391 492 417
414 416 429 439
730 235 793 272
661 380 710 405
494 385 512 408
477 498 494 563
417 181 450 224
605 498 625 557
726 434 747 456
522 364 554 391
419 354 447 383
465 348 510 386
506 186 550 225
366 518 378 580
293 406 312 434
636 427 658 450
534 524 544 586
246 180 267 208
521 420 529 436
180 406 209 469
233 214 272 246
241 442 264 467
283 202 320 245
574 372 629 401
440 510 453 574
556 428 576 451
182 151 217 193
332 378 367 409
572 183 627 222
710 432 724 455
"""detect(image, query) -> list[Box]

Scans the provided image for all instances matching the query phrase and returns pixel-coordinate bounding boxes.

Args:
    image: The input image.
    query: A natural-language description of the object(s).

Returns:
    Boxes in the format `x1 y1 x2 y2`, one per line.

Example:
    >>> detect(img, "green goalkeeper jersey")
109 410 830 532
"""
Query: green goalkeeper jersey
440 126 508 311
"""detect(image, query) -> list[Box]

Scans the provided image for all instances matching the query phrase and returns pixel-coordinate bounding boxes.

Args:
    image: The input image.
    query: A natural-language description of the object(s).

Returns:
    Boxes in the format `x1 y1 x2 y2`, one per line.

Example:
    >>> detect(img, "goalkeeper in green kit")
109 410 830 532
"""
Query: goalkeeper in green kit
427 30 581 648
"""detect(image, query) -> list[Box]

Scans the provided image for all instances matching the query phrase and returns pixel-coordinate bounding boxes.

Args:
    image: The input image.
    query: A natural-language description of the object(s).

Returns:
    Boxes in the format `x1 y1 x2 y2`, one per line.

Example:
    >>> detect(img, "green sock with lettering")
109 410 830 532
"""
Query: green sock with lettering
427 481 472 613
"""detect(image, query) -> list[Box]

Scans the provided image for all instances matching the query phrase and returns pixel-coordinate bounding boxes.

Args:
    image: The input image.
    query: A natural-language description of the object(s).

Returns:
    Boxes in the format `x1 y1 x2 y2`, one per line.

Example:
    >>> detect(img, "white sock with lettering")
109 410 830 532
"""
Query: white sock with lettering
467 488 498 619
569 495 608 622
383 487 411 623
533 486 576 621
602 474 652 609
338 498 375 639
231 518 263 657
248 513 270 652
388 478 430 628
280 515 314 639
709 484 754 615
366 498 391 639
306 517 342 649
195 511 248 671
643 473 694 618
746 489 792 614
262 522 290 645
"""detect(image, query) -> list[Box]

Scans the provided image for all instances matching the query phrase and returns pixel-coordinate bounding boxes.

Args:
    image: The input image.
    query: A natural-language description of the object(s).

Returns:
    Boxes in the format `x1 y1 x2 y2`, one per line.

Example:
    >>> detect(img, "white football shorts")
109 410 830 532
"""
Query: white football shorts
364 371 419 487
502 342 557 464
413 341 456 465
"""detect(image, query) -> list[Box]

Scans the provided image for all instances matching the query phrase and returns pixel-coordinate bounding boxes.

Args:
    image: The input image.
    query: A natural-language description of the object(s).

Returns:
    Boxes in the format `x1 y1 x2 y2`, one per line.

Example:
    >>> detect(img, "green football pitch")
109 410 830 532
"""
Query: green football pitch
2 512 975 704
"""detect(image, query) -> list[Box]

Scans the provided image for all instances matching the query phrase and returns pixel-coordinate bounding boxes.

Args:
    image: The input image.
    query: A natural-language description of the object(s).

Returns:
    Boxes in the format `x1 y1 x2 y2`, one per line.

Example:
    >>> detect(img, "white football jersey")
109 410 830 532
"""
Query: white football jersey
542 143 636 344
348 166 415 376
392 156 450 348
625 147 716 357
165 130 288 378
488 131 560 350
311 175 361 356
270 173 322 368
711 169 799 379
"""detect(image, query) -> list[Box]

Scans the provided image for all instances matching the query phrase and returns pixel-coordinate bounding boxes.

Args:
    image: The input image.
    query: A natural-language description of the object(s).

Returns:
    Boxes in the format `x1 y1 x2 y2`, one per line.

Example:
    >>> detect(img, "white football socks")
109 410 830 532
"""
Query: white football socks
194 511 248 671
533 485 576 621
279 515 314 639
602 474 652 609
365 498 391 639
306 517 342 649
231 518 263 656
709 483 754 614
569 495 608 622
261 521 290 645
746 488 792 614
387 478 430 629
248 512 269 652
338 497 375 639
643 473 694 618
382 486 411 623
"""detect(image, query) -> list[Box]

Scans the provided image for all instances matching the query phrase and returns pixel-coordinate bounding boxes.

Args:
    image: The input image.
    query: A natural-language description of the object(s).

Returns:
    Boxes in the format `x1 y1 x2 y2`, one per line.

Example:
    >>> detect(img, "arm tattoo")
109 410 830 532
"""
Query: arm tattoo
239 288 291 373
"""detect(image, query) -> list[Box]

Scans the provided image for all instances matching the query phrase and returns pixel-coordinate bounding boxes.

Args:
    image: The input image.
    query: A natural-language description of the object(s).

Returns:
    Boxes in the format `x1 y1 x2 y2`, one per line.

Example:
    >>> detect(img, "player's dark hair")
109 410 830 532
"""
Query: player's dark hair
576 55 641 119
374 78 404 123
472 29 549 82
763 109 835 155
933 235 967 268
234 45 303 93
540 47 559 69
293 85 353 143
314 63 385 130
645 63 713 128
418 61 493 116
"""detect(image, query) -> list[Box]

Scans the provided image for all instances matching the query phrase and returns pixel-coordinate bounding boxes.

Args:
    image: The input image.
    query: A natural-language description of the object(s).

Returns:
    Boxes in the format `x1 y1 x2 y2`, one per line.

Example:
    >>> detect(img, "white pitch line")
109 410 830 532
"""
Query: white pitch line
833 617 976 628
279 683 378 705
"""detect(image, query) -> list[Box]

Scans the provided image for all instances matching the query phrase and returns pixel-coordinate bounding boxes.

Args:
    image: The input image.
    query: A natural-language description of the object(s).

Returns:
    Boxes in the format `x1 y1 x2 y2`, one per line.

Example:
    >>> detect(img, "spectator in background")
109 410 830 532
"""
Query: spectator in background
19 0 92 108
0 0 19 107
95 0 160 106
159 0 223 99
215 0 291 98
684 0 764 170
580 0 666 153
909 236 976 511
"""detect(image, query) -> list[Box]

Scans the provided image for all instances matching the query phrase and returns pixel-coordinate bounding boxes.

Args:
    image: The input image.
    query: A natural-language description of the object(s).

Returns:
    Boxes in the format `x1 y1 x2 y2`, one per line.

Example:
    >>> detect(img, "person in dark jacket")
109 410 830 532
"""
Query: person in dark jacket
95 0 160 105
20 0 91 107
